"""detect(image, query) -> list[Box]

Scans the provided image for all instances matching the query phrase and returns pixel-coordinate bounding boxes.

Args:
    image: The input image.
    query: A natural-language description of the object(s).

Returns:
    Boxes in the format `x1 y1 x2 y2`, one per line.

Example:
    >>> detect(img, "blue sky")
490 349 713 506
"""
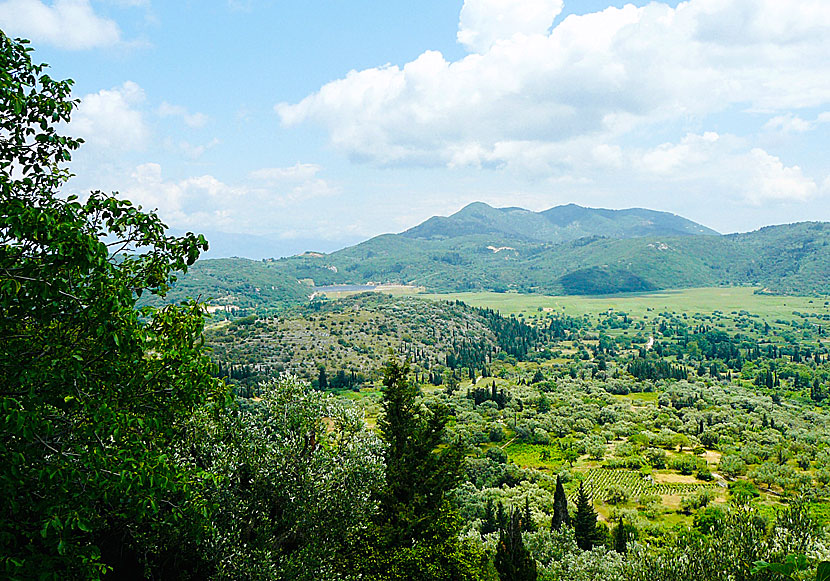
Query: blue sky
1 0 828 257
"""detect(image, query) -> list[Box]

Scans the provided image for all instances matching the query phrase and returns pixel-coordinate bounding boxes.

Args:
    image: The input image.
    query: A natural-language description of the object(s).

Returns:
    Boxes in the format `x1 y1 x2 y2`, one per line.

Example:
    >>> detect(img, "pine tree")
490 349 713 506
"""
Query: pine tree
494 509 537 581
375 358 463 542
352 358 486 579
573 482 599 551
551 475 570 530
497 501 508 530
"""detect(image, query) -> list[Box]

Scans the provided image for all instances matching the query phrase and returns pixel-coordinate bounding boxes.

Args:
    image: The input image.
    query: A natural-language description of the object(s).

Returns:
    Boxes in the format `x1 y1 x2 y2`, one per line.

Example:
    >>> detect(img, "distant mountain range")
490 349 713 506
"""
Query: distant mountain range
402 202 718 242
159 203 830 309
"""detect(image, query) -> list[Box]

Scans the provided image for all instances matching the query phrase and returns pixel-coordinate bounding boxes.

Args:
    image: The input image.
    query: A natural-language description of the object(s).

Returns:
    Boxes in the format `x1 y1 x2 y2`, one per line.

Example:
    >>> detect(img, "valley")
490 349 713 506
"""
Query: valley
207 285 830 575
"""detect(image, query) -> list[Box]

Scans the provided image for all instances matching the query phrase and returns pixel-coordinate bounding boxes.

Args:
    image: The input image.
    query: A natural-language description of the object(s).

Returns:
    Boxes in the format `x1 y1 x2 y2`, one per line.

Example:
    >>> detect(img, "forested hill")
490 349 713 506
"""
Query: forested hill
275 210 830 296
154 207 830 311
402 202 719 242
140 257 312 312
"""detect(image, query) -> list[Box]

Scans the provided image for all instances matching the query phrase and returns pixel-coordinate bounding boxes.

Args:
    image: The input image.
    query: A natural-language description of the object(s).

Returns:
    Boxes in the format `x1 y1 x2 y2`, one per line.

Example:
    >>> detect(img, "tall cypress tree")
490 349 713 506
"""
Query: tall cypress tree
573 482 600 551
351 358 487 580
613 516 628 554
375 358 463 542
482 498 498 535
317 365 328 391
522 496 536 532
495 509 537 581
551 475 570 530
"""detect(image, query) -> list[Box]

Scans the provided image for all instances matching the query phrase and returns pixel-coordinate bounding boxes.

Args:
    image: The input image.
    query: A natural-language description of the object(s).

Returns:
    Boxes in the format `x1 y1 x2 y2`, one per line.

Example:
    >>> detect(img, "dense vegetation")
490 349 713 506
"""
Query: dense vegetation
3 33 830 581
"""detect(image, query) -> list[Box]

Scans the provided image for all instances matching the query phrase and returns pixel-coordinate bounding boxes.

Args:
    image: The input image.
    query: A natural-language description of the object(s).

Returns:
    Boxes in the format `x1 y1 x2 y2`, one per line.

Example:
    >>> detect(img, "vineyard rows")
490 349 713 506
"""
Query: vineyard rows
571 468 719 500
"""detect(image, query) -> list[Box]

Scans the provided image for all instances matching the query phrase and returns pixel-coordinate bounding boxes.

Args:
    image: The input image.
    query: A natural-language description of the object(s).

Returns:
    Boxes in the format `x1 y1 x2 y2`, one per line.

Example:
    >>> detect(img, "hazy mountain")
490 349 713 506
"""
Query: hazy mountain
402 202 718 242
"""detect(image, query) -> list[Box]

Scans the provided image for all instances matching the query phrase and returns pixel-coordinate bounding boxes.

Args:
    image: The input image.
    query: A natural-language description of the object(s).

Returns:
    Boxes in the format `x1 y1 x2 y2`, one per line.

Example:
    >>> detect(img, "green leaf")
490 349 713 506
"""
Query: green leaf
817 562 830 581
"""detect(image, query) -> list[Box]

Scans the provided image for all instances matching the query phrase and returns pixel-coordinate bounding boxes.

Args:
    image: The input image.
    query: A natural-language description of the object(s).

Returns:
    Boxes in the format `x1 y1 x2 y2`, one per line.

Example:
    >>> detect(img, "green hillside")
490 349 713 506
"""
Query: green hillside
142 257 312 314
153 207 830 312
275 209 830 296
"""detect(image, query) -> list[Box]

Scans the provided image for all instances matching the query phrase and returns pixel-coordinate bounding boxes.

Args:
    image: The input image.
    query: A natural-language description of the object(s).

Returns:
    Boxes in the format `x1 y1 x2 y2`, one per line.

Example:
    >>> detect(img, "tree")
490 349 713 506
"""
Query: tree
573 482 601 551
191 377 384 580
317 364 328 390
551 475 570 531
613 517 636 555
349 358 488 580
521 496 536 532
0 32 224 578
494 509 537 581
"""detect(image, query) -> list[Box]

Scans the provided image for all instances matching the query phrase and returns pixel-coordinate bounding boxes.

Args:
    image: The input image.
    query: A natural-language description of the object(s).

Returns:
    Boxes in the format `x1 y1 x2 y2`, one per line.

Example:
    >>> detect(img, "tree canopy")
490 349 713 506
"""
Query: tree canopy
0 31 224 578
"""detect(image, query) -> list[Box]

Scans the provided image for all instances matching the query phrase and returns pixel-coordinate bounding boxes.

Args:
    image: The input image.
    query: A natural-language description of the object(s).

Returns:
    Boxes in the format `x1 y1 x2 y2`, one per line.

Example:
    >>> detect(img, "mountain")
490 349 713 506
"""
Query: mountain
276 204 829 296
156 204 830 311
402 202 718 242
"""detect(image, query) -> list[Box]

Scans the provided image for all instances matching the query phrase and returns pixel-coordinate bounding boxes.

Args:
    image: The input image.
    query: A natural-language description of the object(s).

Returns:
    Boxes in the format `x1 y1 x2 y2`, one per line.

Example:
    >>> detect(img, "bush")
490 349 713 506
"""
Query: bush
729 480 760 502
605 486 630 505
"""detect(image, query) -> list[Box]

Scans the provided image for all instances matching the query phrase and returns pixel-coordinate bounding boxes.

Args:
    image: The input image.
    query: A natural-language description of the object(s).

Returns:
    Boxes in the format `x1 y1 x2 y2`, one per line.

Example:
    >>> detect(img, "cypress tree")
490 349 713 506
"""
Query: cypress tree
497 501 508 530
613 516 628 554
482 498 498 535
494 509 537 581
573 482 599 551
551 475 570 530
522 496 536 532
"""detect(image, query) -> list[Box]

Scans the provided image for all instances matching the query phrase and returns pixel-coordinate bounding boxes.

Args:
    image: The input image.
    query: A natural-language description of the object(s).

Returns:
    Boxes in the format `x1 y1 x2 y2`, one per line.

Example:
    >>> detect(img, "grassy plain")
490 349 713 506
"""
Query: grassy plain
418 286 830 322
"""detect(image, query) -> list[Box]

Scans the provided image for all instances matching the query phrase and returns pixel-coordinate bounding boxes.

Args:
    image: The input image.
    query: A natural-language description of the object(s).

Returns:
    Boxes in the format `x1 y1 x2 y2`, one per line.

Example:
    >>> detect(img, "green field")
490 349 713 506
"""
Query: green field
418 286 830 321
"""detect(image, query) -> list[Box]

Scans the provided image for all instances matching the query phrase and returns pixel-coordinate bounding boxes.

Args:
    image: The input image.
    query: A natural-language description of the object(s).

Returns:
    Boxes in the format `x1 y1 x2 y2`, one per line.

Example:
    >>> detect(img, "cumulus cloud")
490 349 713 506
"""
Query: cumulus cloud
72 81 148 149
157 102 209 128
763 114 812 134
742 149 818 203
0 0 121 49
628 132 820 204
277 0 830 169
457 0 563 53
116 162 339 234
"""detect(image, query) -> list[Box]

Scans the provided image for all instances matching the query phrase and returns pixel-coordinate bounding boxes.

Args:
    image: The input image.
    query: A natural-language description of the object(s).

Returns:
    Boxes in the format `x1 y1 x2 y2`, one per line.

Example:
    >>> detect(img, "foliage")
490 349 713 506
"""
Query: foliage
0 31 224 579
623 502 824 581
551 476 570 531
349 358 489 580
573 483 602 551
187 377 383 580
494 509 537 581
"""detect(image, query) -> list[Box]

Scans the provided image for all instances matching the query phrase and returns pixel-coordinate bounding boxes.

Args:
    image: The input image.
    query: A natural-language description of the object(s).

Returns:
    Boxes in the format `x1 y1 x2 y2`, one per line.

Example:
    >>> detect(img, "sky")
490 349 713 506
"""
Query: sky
2 0 829 258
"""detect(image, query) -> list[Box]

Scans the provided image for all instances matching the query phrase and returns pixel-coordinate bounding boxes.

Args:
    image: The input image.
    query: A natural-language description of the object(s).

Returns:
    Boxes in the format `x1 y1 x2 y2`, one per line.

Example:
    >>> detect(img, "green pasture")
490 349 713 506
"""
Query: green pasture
419 286 829 324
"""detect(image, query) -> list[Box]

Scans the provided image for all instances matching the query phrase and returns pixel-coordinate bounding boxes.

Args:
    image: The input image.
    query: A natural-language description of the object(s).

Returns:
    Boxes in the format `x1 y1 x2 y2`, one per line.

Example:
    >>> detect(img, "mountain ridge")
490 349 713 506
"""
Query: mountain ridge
401 202 719 242
157 204 830 311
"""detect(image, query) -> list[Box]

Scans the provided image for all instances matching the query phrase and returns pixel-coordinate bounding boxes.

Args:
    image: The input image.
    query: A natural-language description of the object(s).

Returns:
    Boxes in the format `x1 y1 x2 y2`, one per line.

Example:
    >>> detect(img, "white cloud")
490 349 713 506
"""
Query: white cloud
157 102 209 128
457 0 563 53
175 137 220 160
763 114 812 134
743 149 818 204
277 0 830 168
0 0 121 50
250 162 323 183
628 132 820 204
72 81 148 149
640 132 721 175
116 162 338 234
